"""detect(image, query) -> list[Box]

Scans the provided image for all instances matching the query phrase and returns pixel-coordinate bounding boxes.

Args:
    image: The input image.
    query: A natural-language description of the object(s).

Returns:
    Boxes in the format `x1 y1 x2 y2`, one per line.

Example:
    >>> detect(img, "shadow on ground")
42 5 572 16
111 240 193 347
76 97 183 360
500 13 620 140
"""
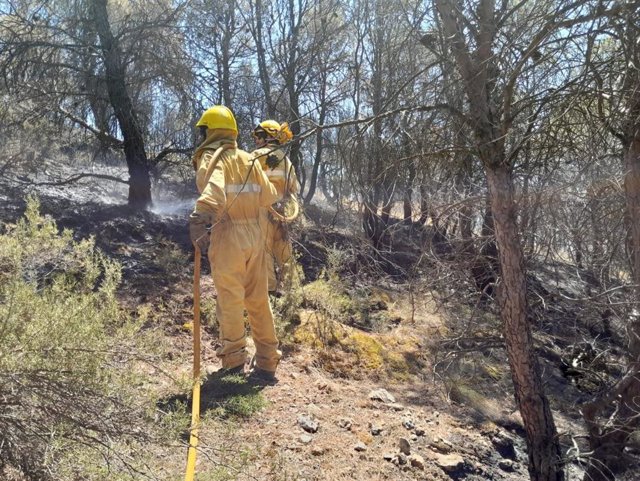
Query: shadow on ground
157 370 267 442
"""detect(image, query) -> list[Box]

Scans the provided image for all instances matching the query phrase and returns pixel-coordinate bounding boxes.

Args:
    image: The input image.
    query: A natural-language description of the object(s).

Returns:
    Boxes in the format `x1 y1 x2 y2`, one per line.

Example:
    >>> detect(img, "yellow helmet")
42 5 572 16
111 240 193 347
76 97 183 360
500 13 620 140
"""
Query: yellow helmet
196 105 237 133
254 119 293 145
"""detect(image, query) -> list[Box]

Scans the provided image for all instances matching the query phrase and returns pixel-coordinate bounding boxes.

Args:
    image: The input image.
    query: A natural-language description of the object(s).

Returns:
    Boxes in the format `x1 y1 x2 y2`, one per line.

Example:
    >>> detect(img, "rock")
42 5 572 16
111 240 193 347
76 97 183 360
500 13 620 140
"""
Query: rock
402 418 415 430
499 459 517 472
491 432 517 460
383 453 395 461
408 454 426 470
354 441 368 452
430 438 452 453
358 431 374 445
389 403 405 411
311 446 325 456
369 388 396 403
370 423 383 435
337 418 352 430
399 437 411 455
433 453 465 473
392 453 408 466
297 415 319 433
415 427 427 436
307 403 322 415
315 380 337 393
300 434 313 444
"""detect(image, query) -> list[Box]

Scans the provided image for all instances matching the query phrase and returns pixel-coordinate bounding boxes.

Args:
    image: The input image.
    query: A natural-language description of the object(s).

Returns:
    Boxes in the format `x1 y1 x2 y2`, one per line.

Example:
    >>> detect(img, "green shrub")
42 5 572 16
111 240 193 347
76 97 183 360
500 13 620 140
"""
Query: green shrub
152 235 190 280
0 197 163 480
302 247 393 332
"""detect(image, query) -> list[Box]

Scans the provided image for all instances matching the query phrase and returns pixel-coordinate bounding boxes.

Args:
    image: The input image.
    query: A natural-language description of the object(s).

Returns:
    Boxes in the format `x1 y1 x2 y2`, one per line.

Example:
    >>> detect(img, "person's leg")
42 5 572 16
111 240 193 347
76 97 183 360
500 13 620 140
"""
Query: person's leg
211 227 247 370
244 243 281 373
271 222 293 289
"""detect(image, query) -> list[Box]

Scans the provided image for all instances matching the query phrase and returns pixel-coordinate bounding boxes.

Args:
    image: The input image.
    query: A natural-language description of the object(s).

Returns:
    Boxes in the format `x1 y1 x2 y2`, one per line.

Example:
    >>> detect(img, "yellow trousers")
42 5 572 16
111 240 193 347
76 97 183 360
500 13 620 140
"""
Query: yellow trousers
210 221 281 372
265 218 293 292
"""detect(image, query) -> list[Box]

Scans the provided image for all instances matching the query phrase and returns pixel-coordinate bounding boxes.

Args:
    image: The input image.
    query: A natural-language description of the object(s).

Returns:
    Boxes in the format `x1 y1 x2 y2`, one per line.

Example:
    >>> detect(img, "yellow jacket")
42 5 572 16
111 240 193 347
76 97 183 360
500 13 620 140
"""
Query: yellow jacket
194 137 279 222
252 146 299 199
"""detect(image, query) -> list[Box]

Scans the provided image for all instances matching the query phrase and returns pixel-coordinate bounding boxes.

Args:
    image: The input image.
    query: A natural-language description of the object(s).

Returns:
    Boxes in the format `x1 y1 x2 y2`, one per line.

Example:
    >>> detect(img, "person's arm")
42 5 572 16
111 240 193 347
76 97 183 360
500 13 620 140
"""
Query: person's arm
195 150 227 218
251 147 270 170
255 164 280 207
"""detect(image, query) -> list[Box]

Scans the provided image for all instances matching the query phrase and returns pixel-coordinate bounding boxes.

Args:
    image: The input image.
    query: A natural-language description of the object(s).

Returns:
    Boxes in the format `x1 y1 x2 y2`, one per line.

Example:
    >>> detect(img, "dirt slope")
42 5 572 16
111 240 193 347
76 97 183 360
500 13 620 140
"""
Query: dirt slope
0 171 614 481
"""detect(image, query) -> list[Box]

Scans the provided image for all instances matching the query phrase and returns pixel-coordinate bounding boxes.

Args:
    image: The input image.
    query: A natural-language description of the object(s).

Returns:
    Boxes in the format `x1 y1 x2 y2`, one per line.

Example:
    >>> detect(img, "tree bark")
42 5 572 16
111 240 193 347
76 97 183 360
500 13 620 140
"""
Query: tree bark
253 0 275 117
363 196 382 248
434 1 564 475
403 173 414 224
418 184 430 225
304 71 328 205
221 0 235 108
90 0 151 209
486 164 563 481
624 135 640 289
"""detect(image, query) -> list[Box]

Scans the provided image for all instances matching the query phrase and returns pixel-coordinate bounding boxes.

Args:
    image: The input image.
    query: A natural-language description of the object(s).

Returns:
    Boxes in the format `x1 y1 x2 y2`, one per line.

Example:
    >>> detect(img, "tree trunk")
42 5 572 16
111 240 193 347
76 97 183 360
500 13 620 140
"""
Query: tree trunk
403 154 417 225
486 164 563 481
624 135 640 289
434 0 564 477
455 154 474 252
418 184 430 225
583 133 640 481
379 192 393 249
304 73 328 205
363 193 383 248
403 191 413 224
90 0 151 209
253 0 275 117
470 193 498 299
286 81 302 186
221 0 235 108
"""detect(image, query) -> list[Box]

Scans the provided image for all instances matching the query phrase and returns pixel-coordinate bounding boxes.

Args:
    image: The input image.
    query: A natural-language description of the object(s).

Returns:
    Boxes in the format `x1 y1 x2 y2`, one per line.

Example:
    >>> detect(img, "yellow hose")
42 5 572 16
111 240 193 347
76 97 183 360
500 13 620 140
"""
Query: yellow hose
268 196 300 223
185 246 202 481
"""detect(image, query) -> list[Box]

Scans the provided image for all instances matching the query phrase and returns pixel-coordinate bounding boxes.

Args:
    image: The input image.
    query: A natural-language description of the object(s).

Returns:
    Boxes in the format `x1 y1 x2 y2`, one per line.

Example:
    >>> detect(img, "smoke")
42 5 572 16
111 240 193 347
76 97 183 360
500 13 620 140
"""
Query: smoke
149 197 195 216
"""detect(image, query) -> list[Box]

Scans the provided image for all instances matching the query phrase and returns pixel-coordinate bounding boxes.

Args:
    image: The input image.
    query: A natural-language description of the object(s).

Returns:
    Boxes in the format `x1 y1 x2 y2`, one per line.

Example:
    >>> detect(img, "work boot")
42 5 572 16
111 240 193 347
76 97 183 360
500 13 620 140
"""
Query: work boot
248 367 278 385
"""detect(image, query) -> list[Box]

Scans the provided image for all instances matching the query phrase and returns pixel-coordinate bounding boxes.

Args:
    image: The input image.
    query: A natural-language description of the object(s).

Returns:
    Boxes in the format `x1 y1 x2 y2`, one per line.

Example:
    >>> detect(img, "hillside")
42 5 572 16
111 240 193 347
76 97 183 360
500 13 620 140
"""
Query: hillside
2 162 637 481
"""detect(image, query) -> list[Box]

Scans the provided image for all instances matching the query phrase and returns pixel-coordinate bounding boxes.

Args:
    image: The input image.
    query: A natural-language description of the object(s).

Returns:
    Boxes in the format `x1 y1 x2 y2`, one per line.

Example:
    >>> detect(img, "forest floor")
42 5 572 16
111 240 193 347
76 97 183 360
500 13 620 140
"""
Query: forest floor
1 159 638 481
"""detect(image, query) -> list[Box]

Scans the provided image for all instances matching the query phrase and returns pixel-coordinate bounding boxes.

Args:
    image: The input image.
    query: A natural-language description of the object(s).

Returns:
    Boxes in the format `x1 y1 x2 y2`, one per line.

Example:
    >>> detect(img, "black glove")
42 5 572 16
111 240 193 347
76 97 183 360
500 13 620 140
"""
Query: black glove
266 154 281 170
189 212 213 253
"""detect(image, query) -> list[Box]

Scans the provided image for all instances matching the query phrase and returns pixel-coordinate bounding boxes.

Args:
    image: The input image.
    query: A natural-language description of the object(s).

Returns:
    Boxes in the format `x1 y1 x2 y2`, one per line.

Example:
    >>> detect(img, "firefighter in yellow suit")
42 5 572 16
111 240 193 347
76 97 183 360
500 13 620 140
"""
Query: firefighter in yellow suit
189 106 281 383
252 120 299 292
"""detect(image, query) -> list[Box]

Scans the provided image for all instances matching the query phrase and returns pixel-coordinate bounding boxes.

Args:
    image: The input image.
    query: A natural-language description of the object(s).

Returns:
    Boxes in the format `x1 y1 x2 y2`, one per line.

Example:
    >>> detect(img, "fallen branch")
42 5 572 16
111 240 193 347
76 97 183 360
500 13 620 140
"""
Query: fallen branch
15 173 129 186
57 107 124 149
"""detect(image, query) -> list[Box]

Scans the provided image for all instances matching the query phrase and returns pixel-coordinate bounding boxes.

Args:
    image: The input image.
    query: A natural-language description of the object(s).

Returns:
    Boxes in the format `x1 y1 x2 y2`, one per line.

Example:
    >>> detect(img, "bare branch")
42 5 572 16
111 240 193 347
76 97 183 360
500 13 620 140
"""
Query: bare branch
15 173 129 186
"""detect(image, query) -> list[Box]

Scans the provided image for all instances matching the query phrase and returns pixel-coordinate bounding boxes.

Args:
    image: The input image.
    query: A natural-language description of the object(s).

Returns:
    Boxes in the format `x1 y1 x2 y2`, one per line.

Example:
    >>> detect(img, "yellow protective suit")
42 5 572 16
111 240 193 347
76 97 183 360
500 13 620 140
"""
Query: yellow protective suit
252 145 299 292
193 132 281 372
